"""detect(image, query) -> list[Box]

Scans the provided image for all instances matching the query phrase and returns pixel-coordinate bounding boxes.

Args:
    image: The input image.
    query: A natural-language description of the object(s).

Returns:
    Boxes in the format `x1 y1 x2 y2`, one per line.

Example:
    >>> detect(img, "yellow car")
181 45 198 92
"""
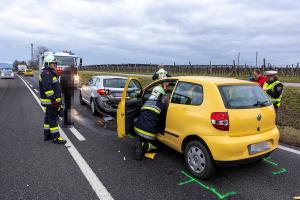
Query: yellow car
17 69 25 75
24 69 34 76
117 76 279 179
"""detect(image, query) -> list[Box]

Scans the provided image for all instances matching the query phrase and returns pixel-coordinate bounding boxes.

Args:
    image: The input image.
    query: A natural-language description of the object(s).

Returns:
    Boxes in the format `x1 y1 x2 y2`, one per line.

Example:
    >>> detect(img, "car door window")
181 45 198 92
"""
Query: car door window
143 80 177 102
171 82 203 105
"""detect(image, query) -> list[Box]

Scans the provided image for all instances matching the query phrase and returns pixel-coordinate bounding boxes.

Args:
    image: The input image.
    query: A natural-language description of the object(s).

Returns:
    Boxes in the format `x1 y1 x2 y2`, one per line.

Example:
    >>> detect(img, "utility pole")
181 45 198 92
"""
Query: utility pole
237 52 240 66
255 51 258 68
30 43 33 67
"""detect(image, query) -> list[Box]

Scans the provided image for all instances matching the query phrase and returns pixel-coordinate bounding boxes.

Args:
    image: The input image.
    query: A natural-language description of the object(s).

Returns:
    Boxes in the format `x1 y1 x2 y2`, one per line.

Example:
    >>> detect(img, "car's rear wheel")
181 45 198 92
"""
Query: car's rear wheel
184 140 216 179
79 92 85 105
90 98 98 115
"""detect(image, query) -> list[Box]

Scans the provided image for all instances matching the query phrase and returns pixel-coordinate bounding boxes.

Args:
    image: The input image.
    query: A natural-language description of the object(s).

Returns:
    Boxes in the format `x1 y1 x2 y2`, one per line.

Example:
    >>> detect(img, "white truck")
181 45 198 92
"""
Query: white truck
17 65 27 74
38 51 82 83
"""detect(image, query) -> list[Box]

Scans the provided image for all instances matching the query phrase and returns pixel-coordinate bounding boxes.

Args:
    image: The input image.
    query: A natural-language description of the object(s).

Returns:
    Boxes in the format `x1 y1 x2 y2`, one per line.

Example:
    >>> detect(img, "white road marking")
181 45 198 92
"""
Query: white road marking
29 84 33 87
34 89 39 93
278 145 300 156
69 126 86 141
17 74 113 200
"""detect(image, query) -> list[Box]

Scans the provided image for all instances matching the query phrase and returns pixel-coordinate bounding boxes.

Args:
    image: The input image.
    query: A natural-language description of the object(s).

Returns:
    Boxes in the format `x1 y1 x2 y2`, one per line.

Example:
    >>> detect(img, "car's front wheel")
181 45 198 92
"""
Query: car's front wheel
184 140 216 179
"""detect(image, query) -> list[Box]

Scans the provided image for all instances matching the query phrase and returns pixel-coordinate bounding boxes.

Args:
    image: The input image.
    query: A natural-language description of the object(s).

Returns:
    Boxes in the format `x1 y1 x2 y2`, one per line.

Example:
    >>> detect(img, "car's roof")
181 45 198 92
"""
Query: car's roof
169 76 254 85
92 75 127 79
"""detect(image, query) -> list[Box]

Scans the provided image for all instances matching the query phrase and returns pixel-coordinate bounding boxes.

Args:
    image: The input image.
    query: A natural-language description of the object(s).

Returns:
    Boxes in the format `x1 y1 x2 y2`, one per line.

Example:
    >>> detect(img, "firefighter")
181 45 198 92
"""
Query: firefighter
263 71 283 112
39 55 67 144
134 85 167 160
152 65 171 80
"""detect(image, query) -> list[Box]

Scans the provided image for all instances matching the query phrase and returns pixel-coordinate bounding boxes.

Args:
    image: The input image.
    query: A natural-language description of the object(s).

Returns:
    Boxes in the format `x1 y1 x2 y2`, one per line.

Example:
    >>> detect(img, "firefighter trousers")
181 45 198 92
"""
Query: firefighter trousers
44 106 60 139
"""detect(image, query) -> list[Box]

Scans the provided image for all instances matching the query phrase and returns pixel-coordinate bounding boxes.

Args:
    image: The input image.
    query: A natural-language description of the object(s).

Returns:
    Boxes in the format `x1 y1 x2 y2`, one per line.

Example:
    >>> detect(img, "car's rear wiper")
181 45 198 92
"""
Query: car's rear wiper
253 101 268 107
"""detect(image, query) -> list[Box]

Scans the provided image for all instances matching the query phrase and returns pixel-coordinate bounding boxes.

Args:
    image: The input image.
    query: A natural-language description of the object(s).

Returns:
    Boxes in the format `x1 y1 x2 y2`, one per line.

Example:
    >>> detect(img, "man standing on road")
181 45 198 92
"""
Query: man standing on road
263 71 283 112
134 85 167 160
39 55 67 144
60 65 75 126
152 64 171 80
251 69 267 88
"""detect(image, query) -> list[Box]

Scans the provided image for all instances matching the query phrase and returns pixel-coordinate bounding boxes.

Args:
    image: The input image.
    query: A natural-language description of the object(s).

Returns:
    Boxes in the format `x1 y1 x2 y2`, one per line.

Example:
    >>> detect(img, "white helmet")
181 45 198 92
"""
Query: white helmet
43 55 58 68
157 68 168 79
149 85 165 100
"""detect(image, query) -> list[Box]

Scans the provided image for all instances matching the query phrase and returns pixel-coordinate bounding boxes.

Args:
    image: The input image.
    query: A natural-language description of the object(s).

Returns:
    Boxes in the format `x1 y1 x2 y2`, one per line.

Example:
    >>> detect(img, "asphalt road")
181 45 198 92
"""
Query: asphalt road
0 74 300 200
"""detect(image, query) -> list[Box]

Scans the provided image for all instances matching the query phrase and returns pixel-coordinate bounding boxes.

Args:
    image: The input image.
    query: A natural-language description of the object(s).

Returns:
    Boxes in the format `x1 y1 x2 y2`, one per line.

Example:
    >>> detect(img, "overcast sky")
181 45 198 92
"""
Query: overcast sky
0 0 299 65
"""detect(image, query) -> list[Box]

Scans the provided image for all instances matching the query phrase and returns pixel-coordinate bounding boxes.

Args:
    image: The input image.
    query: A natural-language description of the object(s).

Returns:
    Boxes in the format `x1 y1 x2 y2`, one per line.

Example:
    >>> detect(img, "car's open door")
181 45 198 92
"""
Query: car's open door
117 78 142 138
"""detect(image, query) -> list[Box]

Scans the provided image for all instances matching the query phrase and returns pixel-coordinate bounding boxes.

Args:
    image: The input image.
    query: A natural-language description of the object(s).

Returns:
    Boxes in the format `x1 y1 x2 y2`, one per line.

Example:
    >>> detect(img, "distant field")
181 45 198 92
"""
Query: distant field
78 70 300 146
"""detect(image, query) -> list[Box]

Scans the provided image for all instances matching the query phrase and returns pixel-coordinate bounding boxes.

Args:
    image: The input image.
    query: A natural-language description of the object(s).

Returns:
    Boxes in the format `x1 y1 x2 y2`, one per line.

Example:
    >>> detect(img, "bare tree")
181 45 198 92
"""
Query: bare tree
30 46 49 69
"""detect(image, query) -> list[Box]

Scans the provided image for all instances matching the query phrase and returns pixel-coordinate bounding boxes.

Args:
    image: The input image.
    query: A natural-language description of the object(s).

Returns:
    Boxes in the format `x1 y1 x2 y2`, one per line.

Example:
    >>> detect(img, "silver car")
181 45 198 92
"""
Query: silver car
79 76 128 115
1 69 14 79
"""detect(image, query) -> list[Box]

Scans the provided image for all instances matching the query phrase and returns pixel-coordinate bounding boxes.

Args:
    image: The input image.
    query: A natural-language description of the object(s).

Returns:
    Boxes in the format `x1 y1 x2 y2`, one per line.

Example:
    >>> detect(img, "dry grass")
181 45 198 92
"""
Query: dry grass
279 126 300 147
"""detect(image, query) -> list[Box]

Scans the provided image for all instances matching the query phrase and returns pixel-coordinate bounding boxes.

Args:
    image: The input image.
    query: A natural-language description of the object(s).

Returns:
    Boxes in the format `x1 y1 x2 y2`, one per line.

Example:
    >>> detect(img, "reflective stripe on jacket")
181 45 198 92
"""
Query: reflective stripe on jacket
39 68 62 106
263 80 282 107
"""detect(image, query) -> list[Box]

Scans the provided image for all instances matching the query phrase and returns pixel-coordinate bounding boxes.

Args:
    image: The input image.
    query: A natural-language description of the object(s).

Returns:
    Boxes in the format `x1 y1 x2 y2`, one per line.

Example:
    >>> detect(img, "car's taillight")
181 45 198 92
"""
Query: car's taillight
97 89 112 95
211 112 229 131
97 89 106 95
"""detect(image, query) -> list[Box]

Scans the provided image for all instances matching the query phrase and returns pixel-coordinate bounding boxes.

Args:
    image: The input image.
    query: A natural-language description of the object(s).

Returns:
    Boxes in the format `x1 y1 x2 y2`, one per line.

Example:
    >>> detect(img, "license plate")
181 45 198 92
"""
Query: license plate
248 141 270 155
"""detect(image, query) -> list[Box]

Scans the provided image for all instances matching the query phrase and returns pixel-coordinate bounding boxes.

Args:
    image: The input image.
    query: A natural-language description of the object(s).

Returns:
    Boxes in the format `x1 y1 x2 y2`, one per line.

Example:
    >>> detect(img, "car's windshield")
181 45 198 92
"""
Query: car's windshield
104 78 129 88
26 69 32 72
219 84 272 109
55 56 75 66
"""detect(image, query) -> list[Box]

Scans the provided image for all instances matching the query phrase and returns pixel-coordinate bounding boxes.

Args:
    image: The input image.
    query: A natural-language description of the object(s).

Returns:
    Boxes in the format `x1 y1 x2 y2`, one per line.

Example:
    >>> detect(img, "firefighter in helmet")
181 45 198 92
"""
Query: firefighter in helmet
39 55 67 144
134 85 167 160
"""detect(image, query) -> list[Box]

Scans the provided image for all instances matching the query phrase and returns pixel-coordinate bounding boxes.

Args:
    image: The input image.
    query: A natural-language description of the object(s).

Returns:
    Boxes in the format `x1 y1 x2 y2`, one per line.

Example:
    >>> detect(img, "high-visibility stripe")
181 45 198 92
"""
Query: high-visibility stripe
44 124 50 129
147 142 157 151
45 90 54 97
40 98 51 105
141 106 161 114
50 127 59 133
134 127 156 140
56 98 61 102
52 76 58 83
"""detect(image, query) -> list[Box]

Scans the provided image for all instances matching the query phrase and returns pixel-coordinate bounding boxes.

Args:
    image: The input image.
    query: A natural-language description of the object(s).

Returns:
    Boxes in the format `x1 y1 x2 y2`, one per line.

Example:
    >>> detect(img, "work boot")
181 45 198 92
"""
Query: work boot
135 141 149 161
53 136 67 144
44 134 51 141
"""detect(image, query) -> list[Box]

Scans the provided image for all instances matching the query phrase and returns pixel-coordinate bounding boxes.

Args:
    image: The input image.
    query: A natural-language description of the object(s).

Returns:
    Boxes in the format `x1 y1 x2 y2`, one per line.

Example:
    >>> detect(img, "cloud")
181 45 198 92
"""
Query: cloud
0 0 299 65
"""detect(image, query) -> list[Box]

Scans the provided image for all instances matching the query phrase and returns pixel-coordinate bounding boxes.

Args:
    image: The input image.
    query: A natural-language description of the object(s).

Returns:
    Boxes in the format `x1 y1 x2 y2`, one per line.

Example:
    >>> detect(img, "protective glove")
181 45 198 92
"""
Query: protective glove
51 98 60 108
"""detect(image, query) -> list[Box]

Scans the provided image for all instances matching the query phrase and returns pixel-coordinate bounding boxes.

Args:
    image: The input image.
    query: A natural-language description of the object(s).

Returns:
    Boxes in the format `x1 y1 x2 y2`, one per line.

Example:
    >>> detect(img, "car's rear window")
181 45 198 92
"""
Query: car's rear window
218 84 272 109
104 78 128 88
27 69 32 72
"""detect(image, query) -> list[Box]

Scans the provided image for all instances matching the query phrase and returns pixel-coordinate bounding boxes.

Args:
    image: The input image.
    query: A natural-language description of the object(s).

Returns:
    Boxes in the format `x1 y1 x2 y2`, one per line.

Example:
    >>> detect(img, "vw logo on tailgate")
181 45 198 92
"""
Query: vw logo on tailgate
257 114 262 121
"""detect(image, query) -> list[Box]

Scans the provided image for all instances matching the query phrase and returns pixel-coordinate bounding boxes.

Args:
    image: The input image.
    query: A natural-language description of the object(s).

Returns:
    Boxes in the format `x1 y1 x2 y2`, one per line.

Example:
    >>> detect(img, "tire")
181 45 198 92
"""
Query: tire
184 140 216 179
90 98 98 116
79 92 85 105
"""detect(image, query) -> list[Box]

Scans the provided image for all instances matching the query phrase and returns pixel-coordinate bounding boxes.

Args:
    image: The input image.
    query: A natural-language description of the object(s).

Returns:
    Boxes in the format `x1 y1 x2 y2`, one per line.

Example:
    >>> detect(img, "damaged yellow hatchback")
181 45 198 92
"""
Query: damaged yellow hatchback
117 76 279 179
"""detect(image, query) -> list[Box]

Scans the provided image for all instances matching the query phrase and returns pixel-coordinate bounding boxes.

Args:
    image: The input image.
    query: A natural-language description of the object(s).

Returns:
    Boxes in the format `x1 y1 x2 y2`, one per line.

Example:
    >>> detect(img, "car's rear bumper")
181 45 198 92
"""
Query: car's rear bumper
215 151 273 167
1 76 14 79
202 127 279 161
95 96 120 115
